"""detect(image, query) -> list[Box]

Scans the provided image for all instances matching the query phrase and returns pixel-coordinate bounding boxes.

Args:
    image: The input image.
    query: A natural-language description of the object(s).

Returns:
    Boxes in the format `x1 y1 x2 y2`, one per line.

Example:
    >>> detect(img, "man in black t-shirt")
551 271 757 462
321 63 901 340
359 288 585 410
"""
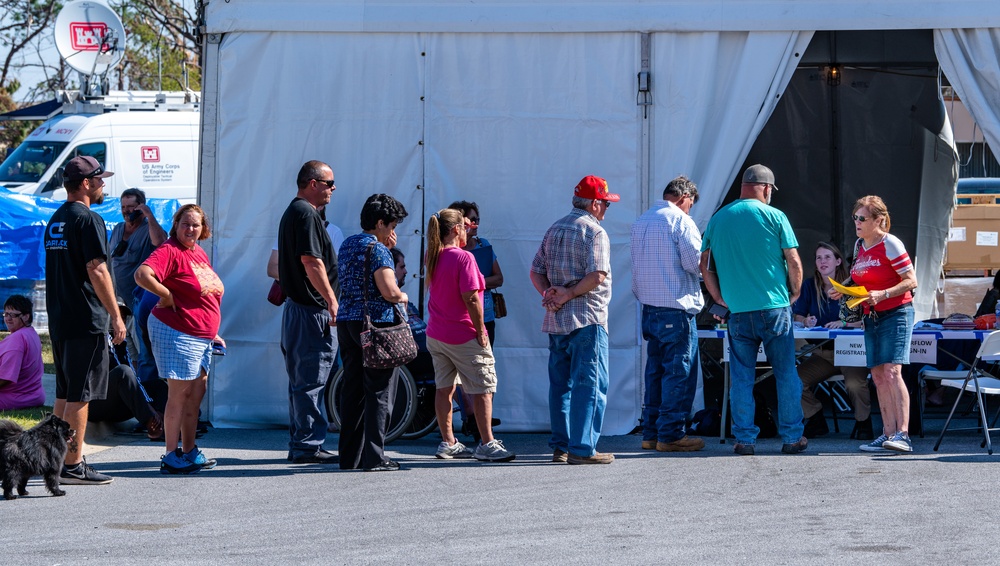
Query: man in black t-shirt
44 155 126 486
277 160 340 464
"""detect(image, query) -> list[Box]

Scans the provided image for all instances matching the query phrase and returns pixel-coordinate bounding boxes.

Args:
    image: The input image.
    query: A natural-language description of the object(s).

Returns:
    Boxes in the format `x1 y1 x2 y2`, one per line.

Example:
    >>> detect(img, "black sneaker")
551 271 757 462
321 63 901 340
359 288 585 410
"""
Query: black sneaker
60 459 114 485
802 414 829 438
291 449 339 464
364 459 401 472
850 417 875 440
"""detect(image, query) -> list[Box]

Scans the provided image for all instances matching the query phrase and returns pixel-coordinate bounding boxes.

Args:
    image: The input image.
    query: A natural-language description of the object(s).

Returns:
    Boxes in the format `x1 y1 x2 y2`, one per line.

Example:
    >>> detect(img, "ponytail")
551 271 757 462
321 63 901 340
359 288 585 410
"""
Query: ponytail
425 208 465 287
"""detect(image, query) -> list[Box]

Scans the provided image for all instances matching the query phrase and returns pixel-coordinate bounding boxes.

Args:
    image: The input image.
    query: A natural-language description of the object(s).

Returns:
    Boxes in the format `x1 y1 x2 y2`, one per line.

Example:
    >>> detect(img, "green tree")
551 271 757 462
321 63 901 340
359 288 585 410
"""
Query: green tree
116 0 201 92
0 0 62 92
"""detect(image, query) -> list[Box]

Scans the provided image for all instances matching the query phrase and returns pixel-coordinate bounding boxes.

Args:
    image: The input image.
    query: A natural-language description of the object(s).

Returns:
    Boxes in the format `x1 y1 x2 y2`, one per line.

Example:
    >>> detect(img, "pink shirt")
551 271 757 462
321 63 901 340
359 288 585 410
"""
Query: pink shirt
0 326 46 410
143 238 225 340
426 247 485 345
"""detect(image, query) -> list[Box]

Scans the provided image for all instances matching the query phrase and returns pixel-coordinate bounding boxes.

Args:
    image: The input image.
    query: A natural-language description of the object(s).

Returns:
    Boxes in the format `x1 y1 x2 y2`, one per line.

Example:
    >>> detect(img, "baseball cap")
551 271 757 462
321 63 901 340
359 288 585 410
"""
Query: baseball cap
741 164 778 191
64 156 114 183
574 175 620 202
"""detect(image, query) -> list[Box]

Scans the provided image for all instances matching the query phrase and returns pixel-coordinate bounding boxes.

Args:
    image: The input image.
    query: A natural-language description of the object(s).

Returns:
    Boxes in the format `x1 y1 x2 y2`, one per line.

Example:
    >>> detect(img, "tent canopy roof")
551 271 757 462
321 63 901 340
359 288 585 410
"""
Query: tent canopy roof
206 0 1000 34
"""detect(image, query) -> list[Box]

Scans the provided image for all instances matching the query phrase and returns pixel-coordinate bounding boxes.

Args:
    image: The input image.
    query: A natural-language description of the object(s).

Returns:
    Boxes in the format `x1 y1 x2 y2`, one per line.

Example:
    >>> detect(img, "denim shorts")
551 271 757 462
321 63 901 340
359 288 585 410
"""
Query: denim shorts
863 304 914 367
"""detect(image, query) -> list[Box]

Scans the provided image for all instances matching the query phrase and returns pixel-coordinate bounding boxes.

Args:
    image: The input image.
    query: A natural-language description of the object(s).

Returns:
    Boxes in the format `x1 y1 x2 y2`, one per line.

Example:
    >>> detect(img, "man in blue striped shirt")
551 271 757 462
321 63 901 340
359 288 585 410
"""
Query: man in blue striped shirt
630 176 705 453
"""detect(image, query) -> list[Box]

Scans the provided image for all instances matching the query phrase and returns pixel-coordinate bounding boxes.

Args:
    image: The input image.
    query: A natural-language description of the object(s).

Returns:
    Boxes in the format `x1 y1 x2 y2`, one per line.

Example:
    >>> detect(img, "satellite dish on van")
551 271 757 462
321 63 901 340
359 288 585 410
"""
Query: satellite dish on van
54 1 126 76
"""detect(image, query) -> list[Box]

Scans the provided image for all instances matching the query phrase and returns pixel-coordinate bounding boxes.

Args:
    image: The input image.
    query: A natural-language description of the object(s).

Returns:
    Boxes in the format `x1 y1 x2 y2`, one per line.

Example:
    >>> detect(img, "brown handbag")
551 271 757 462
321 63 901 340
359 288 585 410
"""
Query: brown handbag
360 243 418 369
491 291 507 319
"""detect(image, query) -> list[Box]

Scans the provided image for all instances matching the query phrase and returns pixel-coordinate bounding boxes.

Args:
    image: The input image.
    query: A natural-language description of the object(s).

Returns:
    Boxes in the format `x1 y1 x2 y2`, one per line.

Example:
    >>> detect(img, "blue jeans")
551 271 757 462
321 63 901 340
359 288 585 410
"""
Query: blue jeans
548 324 609 457
641 305 698 443
727 307 804 444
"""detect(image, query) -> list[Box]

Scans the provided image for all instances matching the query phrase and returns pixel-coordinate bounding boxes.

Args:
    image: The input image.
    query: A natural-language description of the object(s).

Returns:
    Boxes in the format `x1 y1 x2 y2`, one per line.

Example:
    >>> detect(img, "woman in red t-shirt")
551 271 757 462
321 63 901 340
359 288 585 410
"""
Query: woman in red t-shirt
135 204 225 474
830 196 917 453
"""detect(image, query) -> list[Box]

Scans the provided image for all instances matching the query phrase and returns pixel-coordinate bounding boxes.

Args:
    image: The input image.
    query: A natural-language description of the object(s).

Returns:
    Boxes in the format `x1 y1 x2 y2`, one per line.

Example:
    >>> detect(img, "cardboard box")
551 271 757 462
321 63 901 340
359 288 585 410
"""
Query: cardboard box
945 204 1000 270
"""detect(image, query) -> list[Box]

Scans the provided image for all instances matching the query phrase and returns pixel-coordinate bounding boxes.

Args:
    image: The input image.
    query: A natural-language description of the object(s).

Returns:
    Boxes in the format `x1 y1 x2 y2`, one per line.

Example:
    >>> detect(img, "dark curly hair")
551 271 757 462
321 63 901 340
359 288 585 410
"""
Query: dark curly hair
4 294 33 325
360 193 408 230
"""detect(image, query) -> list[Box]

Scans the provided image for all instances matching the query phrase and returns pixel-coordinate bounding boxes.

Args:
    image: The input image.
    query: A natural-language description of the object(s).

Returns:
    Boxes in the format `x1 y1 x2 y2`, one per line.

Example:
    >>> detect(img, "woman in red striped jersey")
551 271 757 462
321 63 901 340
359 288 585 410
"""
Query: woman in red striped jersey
830 196 917 453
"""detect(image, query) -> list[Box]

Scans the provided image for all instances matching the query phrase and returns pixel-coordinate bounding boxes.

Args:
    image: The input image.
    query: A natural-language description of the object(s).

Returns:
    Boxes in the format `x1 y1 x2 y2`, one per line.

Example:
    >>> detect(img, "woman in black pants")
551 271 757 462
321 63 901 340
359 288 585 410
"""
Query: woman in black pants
336 194 409 471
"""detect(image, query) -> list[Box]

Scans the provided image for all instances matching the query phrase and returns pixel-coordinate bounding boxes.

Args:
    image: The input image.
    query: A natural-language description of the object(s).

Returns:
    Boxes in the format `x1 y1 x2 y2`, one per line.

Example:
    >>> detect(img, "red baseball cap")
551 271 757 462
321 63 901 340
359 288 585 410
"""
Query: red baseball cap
574 175 620 202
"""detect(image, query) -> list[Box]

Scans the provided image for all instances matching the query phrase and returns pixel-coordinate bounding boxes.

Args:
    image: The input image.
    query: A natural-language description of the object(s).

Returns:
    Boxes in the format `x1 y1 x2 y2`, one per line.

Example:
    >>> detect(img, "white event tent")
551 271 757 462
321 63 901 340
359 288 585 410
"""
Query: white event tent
198 0 1000 431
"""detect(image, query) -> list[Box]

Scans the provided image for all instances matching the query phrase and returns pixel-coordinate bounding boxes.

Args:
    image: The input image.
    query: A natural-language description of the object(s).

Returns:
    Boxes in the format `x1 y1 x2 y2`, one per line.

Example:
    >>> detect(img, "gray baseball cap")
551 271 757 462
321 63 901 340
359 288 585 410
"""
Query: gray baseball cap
742 164 778 191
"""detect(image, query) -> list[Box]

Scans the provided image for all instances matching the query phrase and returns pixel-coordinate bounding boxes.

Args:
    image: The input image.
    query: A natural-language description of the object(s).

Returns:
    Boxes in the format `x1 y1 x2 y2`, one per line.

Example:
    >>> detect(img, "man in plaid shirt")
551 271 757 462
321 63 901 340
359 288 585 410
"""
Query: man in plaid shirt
530 175 617 465
630 176 705 453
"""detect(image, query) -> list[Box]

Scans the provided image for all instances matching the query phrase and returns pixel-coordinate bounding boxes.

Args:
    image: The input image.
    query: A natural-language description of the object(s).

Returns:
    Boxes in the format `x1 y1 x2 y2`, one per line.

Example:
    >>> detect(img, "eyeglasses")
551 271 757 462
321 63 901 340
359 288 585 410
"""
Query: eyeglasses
602 200 612 208
2 312 23 319
852 214 869 222
313 179 335 188
87 165 105 178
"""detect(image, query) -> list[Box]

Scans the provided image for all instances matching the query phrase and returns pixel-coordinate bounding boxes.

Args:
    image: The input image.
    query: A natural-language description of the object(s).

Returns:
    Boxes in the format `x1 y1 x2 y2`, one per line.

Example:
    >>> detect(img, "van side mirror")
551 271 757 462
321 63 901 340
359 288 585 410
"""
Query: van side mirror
42 167 65 193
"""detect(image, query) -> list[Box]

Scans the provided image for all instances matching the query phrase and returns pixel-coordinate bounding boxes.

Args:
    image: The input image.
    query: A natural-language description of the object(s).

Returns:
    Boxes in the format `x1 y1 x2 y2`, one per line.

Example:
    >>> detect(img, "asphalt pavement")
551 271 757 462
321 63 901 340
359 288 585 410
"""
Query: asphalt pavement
4 421 1000 565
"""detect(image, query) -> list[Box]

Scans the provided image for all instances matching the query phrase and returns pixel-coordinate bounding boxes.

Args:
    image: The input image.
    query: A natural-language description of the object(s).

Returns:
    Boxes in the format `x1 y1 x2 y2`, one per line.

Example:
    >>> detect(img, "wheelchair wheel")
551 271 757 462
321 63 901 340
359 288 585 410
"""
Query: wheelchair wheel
324 365 418 444
399 382 439 440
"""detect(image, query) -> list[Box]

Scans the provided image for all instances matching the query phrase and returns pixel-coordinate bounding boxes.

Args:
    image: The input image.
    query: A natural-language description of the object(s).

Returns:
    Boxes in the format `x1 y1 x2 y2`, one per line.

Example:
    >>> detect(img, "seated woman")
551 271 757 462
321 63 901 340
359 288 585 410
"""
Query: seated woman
793 243 873 440
973 272 1000 318
0 295 46 411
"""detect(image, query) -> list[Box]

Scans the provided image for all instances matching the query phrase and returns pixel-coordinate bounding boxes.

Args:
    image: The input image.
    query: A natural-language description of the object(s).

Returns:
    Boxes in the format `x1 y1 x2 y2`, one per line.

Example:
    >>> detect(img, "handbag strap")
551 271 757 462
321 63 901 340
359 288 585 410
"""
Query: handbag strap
362 242 375 328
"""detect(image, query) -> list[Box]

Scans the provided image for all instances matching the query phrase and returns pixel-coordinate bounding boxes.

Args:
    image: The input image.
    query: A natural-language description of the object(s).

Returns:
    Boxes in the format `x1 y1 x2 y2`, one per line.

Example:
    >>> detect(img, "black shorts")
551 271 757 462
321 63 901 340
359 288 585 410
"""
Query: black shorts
53 334 110 403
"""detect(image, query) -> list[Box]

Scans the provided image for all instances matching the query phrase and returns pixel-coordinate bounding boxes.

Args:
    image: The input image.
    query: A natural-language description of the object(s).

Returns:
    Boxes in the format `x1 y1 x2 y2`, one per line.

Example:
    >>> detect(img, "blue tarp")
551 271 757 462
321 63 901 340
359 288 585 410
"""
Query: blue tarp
0 186 181 280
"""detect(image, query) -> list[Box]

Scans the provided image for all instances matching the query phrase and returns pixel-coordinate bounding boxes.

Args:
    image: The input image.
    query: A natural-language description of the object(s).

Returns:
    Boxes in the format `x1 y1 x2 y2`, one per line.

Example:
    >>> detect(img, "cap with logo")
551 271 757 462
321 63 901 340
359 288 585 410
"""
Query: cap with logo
741 164 778 191
574 175 620 202
64 156 114 183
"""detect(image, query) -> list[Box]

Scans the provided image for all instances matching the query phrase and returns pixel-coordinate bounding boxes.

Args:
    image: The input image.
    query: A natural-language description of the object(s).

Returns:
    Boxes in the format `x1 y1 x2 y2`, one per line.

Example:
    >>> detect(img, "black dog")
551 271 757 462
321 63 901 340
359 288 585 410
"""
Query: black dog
0 415 76 500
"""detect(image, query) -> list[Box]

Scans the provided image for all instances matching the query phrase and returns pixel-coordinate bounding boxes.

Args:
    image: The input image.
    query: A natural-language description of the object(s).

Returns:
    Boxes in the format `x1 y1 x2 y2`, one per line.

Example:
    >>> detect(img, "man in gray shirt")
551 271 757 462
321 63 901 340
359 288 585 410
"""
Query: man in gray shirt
108 188 166 366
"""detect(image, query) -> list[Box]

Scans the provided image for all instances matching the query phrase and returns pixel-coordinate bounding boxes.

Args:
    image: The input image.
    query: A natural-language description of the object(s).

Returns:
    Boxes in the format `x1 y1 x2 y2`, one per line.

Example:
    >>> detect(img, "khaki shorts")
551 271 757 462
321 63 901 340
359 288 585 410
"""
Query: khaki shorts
426 336 498 395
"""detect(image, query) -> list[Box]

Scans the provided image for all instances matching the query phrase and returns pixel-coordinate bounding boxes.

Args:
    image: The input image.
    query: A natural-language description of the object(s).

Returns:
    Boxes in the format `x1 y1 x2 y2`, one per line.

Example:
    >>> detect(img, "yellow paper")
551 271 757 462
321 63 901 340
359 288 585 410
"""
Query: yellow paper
829 277 868 298
846 296 869 309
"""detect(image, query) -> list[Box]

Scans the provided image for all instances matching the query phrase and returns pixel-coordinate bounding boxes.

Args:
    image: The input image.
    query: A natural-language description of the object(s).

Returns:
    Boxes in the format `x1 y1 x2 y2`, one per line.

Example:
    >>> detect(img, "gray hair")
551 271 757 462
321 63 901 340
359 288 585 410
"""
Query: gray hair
572 196 593 210
663 176 698 203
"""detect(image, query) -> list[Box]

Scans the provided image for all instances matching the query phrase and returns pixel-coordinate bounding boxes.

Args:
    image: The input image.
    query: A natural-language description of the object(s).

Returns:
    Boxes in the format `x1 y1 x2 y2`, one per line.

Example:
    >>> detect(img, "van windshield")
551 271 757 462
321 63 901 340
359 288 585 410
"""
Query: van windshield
0 141 69 184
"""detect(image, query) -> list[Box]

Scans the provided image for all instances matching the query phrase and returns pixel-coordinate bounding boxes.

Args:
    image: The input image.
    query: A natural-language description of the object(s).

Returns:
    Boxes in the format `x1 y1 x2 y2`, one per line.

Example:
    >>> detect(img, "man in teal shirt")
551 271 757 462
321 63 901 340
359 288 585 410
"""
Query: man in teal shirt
700 164 806 456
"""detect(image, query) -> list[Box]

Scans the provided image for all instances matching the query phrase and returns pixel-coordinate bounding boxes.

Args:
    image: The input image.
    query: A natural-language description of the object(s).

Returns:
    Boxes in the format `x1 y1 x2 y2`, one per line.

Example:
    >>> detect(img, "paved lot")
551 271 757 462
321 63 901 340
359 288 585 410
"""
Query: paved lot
4 423 1000 565
12 276 991 564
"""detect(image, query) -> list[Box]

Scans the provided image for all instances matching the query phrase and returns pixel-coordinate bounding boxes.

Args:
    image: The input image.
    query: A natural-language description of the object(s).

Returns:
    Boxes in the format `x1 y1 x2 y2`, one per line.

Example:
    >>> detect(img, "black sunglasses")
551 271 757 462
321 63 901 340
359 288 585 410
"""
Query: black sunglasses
313 179 335 188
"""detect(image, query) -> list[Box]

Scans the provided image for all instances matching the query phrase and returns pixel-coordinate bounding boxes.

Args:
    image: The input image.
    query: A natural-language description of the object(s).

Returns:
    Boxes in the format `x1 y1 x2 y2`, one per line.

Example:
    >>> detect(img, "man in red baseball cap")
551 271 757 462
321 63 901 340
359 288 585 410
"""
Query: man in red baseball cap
529 175 618 465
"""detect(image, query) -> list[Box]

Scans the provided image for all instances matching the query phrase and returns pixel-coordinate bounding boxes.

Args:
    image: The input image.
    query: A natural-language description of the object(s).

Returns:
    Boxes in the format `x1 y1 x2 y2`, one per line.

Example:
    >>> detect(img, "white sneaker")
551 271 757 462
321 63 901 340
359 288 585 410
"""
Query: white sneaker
474 439 516 462
435 441 473 459
859 434 890 452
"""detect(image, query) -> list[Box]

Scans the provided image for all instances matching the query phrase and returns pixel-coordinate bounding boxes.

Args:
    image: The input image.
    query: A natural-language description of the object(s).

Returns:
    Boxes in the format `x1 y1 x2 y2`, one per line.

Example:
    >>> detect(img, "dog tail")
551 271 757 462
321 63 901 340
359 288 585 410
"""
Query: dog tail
0 419 24 442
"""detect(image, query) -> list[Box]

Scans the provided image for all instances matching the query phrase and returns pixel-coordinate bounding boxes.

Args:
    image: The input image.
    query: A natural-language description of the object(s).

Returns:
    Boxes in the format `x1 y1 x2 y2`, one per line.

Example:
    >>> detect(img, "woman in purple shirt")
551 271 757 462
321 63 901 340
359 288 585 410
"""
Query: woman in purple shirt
0 295 46 410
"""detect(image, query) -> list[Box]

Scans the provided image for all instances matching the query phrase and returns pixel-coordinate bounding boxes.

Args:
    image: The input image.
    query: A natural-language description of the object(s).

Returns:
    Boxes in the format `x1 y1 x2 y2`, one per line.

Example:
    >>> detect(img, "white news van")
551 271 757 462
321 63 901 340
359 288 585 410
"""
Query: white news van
0 90 200 202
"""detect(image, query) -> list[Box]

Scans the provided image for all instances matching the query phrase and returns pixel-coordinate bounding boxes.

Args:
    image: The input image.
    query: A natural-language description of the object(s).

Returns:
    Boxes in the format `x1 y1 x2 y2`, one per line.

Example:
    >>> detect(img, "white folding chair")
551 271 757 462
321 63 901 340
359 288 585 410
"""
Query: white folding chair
932 330 1000 455
918 367 970 438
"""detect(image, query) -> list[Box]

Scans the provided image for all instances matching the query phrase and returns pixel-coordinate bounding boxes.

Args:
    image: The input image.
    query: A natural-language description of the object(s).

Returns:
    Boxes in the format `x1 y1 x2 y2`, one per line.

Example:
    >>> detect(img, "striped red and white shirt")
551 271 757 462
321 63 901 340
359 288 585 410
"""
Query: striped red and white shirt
851 233 912 312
